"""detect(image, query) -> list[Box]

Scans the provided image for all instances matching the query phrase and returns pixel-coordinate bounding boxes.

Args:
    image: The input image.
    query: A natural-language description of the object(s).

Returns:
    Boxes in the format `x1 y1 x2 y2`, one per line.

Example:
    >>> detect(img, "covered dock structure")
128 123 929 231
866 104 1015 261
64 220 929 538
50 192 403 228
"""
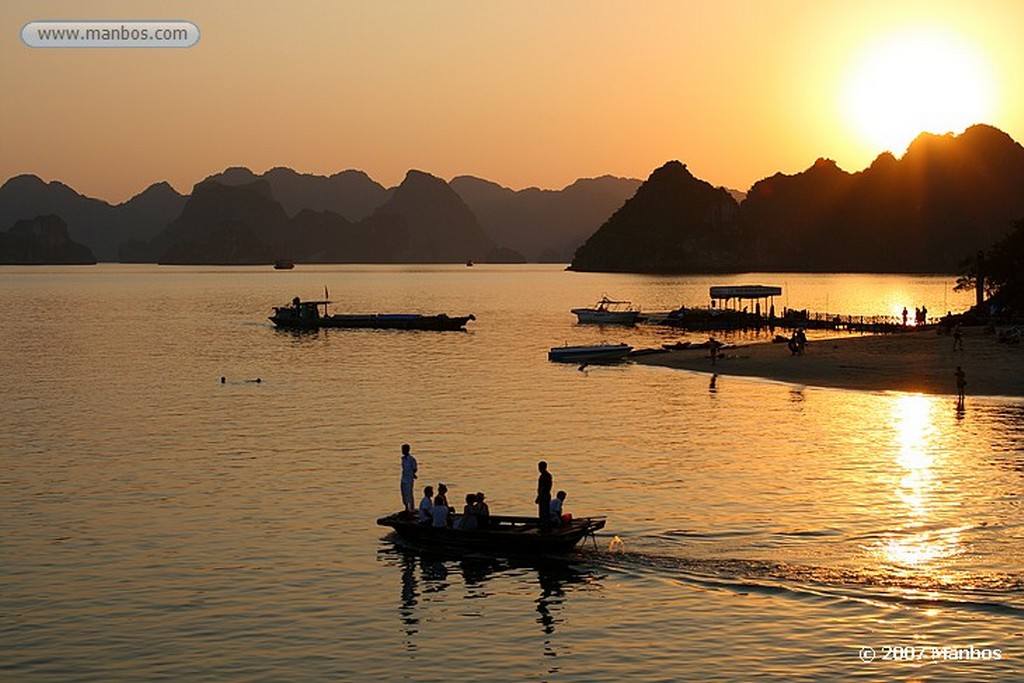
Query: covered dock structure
709 285 782 317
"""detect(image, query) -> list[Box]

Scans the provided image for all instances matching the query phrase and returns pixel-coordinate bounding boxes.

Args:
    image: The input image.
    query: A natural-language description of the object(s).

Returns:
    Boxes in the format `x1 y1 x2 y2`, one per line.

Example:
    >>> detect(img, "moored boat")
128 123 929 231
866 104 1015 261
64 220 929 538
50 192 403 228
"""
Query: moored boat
377 512 606 555
269 298 475 331
548 343 633 363
571 296 640 325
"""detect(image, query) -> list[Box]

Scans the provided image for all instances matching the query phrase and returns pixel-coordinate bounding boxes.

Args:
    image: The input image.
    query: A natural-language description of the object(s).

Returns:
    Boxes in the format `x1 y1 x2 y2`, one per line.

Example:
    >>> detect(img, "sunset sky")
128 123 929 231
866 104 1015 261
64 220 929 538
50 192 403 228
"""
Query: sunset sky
3 0 1023 203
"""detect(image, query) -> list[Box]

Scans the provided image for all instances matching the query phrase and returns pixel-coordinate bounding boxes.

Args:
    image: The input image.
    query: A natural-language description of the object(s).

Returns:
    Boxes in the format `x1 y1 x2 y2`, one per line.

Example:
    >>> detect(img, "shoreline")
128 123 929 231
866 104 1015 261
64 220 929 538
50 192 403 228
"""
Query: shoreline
635 327 1024 398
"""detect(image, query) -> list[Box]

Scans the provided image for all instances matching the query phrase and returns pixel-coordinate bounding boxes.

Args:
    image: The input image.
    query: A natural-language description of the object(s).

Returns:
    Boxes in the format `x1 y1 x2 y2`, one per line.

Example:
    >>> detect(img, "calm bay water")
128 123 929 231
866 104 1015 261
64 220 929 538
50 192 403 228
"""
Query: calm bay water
1 264 1020 681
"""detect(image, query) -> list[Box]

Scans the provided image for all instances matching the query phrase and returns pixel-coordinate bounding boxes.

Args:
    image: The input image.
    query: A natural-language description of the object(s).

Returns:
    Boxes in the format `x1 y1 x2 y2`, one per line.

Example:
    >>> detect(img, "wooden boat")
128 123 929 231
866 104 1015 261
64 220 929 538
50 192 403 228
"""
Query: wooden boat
273 259 295 270
377 512 606 554
548 343 633 363
571 296 640 325
269 298 475 331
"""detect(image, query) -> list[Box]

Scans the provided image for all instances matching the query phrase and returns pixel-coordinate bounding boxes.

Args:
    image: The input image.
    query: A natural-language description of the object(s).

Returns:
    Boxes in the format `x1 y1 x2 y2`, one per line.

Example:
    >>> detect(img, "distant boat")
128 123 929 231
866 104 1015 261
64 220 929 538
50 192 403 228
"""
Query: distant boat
466 260 474 267
269 298 475 331
273 259 295 270
571 296 640 325
377 512 606 554
548 343 633 364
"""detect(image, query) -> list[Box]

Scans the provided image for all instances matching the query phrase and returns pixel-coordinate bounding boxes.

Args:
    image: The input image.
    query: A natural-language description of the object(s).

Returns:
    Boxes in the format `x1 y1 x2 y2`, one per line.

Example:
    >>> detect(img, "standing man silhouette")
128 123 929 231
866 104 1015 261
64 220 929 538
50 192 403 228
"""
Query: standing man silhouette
400 443 417 514
536 461 553 531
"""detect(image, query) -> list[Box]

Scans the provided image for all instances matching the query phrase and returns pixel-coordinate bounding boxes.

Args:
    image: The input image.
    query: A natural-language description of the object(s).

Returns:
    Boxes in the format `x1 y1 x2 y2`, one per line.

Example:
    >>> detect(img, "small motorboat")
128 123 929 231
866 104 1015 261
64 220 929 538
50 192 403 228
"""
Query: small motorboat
377 512 606 555
548 343 633 364
571 296 640 325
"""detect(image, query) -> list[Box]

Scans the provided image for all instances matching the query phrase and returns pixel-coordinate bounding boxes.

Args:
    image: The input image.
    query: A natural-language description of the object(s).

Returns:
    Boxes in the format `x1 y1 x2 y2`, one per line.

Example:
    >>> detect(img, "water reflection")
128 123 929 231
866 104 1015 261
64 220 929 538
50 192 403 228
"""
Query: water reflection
378 543 601 651
987 404 1024 474
878 395 963 573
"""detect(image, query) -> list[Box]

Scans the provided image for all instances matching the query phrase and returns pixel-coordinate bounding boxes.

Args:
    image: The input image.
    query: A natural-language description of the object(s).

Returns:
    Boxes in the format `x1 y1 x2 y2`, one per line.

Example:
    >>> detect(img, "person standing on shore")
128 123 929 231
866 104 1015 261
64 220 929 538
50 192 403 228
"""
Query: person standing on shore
536 461 553 531
955 366 967 407
400 443 417 514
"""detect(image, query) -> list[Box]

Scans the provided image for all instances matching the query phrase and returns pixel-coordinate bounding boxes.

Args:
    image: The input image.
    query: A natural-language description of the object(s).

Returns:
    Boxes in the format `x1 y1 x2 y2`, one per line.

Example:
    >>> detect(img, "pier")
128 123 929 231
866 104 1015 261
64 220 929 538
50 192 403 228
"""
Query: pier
641 284 913 334
641 308 911 334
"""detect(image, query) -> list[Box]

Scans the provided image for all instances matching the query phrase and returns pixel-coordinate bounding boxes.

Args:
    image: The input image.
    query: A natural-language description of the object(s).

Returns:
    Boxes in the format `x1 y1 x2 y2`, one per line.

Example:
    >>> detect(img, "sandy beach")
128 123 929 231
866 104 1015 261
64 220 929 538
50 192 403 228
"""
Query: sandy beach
637 327 1024 398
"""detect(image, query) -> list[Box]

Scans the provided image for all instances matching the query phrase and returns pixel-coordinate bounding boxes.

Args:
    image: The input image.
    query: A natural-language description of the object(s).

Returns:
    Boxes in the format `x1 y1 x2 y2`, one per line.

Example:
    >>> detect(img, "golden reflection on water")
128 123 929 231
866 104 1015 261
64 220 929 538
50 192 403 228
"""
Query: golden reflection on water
878 395 963 572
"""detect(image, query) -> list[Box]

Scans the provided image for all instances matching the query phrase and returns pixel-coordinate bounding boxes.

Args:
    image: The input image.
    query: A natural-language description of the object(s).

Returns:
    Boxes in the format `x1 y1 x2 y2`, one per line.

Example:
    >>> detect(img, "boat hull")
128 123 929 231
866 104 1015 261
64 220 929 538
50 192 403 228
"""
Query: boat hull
570 308 640 325
377 513 606 555
548 344 633 363
270 312 475 331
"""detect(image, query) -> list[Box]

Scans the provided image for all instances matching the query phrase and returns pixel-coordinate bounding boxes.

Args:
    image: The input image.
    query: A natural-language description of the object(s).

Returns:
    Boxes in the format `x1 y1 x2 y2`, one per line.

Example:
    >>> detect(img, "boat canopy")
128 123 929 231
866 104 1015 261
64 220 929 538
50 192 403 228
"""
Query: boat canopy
709 285 782 300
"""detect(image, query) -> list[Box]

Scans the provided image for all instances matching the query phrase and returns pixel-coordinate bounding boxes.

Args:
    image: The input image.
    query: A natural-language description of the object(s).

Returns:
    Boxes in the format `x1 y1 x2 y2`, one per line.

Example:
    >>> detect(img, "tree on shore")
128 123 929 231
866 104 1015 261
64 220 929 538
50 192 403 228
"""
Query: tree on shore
956 218 1024 317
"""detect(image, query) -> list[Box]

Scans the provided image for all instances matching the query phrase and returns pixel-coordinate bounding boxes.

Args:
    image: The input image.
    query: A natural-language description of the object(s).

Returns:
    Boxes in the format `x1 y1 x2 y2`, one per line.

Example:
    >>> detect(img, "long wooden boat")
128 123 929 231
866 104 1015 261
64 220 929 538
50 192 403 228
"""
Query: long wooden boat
377 512 606 554
269 298 475 331
548 343 633 363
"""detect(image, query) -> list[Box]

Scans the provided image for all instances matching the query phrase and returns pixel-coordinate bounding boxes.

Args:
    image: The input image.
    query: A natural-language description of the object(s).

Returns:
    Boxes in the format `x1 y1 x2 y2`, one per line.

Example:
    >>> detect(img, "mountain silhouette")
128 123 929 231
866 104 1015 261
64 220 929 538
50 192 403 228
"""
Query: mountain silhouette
363 170 496 262
573 125 1024 274
202 166 388 221
740 124 1024 272
0 175 185 261
126 170 497 264
570 161 742 273
7 123 1022 269
450 175 641 262
0 214 96 264
138 180 292 264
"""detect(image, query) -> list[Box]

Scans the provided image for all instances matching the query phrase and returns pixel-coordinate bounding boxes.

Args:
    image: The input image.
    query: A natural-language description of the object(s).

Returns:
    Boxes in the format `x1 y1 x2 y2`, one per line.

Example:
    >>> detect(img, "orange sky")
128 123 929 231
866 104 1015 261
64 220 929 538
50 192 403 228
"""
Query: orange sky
2 1 1023 203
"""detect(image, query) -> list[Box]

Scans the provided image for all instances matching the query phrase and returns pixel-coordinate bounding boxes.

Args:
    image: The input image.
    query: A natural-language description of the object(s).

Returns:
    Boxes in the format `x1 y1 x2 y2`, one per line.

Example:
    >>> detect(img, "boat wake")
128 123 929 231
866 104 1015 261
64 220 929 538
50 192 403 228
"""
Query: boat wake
584 545 1024 619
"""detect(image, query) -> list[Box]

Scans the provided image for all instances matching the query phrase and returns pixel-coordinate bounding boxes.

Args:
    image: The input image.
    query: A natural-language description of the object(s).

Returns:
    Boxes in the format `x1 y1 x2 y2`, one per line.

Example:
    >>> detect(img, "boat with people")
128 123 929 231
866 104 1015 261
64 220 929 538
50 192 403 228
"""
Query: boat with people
377 512 606 554
571 296 641 325
269 297 475 331
548 343 633 364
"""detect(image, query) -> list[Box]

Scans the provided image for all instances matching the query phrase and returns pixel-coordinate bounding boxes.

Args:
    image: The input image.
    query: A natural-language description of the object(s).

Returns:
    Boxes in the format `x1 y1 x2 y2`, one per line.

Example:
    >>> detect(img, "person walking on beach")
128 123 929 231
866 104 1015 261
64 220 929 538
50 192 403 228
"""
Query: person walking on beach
536 461 553 531
902 307 909 326
953 323 964 351
709 338 722 365
400 443 417 514
955 366 967 407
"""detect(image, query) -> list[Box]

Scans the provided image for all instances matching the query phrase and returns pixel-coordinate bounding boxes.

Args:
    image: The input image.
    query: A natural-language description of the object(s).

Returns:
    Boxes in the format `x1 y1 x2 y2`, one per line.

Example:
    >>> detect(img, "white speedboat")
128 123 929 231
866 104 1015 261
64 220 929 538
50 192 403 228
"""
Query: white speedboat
571 296 640 325
548 343 633 364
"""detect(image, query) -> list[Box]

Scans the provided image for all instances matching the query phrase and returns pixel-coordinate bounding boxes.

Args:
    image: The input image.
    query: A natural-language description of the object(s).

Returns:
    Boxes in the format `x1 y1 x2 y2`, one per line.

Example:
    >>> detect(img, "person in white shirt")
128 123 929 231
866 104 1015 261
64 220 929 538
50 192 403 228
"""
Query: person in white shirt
400 443 417 513
430 494 450 528
549 490 567 525
418 485 434 524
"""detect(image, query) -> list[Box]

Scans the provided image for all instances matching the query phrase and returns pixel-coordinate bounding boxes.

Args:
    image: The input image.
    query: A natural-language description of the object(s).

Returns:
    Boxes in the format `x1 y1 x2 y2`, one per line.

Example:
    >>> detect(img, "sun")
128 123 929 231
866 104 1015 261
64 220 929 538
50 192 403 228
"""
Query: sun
841 27 996 156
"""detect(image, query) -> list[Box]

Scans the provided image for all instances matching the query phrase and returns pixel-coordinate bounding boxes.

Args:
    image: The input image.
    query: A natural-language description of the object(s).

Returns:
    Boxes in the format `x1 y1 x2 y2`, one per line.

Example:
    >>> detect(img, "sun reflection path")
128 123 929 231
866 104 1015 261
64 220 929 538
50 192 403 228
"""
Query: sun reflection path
877 395 964 574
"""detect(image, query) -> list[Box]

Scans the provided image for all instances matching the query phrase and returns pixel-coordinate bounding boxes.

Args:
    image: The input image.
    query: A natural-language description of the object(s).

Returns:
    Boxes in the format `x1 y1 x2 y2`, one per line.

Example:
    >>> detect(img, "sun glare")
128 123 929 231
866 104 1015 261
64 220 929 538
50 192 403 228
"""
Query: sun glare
842 28 996 157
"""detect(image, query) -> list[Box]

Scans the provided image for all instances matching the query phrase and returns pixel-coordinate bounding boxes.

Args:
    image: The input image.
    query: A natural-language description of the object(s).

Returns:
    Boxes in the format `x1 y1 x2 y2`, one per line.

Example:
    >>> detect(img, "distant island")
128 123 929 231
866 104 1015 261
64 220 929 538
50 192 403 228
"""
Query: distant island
2 123 1022 271
0 215 95 265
